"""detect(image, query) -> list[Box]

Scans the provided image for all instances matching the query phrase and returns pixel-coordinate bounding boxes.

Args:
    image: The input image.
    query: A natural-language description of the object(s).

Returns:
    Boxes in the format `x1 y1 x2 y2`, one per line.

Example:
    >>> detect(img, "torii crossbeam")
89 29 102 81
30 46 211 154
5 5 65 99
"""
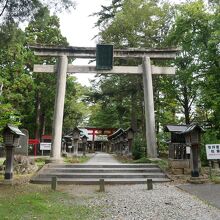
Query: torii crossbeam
31 45 179 162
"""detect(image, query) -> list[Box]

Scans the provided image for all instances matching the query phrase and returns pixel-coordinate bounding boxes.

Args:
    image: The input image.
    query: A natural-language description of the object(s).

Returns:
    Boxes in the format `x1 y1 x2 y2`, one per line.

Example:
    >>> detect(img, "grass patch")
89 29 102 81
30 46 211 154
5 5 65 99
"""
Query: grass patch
0 185 100 220
133 157 152 163
134 157 169 171
212 177 220 184
34 158 46 167
0 158 5 166
113 155 133 163
114 154 169 171
153 159 169 171
64 156 90 164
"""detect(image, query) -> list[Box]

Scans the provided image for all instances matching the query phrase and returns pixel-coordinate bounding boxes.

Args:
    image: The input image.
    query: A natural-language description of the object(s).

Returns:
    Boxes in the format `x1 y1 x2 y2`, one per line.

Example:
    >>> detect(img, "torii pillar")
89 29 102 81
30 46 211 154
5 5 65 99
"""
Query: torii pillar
142 56 157 158
50 55 68 163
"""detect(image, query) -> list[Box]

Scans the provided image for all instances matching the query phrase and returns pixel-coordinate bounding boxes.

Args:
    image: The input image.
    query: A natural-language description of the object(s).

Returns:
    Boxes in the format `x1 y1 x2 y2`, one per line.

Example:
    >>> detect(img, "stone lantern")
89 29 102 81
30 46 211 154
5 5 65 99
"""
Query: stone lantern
112 138 116 152
119 134 124 155
82 135 88 156
125 128 134 154
116 136 120 154
63 135 72 154
72 127 81 156
3 124 25 181
126 128 134 140
73 127 81 140
119 134 124 142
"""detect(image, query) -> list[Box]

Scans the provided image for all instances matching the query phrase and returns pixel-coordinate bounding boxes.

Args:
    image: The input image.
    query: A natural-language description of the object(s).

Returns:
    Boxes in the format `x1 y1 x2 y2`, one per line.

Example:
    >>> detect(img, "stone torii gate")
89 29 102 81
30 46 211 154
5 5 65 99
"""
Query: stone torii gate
31 45 178 162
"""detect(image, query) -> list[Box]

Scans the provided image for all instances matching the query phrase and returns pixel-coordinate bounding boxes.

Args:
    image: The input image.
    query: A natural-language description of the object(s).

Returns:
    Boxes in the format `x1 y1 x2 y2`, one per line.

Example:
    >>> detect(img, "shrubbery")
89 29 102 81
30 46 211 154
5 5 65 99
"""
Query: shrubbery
132 134 146 159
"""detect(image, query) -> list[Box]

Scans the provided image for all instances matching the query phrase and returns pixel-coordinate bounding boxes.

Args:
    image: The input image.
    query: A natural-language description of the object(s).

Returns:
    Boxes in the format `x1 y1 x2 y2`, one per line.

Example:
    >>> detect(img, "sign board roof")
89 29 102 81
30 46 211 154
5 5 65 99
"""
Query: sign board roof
164 125 188 133
6 124 25 136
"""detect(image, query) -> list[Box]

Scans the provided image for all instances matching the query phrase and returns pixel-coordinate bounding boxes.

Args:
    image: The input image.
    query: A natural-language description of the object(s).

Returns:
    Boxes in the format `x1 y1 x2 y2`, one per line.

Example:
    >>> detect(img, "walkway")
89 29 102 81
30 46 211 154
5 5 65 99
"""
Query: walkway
85 152 120 165
178 183 220 209
85 153 220 211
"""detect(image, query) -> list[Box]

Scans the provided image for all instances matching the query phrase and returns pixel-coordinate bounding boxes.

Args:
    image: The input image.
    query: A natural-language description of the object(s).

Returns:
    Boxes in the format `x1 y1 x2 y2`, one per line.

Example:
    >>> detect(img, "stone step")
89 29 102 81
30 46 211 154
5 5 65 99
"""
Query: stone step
31 177 171 185
31 163 170 184
48 164 159 169
38 172 166 179
45 167 162 173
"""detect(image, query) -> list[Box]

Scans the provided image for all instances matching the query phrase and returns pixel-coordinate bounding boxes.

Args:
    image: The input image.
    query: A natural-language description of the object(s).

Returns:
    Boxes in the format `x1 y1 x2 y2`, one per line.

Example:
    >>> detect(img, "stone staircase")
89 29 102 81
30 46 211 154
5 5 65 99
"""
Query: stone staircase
31 163 170 184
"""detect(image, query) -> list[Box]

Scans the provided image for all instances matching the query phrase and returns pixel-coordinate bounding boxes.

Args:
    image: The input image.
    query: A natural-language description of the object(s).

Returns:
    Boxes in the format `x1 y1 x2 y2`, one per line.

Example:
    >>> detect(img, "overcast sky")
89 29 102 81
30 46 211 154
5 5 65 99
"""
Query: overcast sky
59 0 109 86
58 0 183 86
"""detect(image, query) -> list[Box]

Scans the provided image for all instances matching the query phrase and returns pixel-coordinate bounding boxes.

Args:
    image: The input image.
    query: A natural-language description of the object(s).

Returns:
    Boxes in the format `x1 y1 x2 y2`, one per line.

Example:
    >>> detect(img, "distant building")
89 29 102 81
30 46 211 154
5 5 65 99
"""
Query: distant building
78 127 117 151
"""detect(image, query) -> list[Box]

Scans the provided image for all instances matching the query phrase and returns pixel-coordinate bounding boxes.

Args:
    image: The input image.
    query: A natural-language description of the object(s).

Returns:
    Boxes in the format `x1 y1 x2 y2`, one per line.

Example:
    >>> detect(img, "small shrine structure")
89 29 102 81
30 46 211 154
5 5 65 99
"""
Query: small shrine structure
164 124 204 176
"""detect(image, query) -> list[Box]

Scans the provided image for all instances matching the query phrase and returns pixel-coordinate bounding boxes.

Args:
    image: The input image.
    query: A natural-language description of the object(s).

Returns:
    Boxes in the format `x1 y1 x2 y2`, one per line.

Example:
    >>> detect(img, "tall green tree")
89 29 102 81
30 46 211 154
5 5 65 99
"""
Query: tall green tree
164 0 220 130
0 22 34 132
25 7 69 138
90 0 176 137
63 76 90 132
0 0 75 23
197 0 220 133
166 0 212 124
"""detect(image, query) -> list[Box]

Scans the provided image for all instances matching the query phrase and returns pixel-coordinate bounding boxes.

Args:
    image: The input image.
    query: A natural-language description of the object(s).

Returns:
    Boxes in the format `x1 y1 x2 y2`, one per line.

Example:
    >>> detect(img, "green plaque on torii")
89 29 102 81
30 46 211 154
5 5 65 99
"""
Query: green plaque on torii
96 44 113 70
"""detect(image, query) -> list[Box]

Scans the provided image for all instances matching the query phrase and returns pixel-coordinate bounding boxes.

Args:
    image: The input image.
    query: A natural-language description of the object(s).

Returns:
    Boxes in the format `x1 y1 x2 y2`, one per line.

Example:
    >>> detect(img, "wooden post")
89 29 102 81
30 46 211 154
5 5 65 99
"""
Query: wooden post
83 142 86 156
99 178 105 192
51 176 57 190
50 55 68 162
147 178 153 190
4 146 14 180
142 56 157 158
209 160 212 179
191 144 199 177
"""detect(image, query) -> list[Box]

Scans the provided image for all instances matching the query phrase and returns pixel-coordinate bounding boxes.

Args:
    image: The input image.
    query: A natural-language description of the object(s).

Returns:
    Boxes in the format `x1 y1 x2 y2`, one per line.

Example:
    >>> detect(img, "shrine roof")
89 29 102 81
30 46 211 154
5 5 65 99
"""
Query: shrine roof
108 128 124 140
164 125 188 133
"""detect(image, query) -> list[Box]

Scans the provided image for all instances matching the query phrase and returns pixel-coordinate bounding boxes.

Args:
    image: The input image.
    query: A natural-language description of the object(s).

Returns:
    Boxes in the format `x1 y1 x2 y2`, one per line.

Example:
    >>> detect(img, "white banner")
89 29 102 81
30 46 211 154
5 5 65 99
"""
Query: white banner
206 144 220 160
40 142 51 151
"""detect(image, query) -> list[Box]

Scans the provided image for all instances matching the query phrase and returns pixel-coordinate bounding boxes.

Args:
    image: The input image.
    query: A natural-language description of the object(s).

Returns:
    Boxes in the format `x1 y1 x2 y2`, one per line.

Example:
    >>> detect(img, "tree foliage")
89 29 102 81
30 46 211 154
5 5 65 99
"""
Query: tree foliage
0 0 75 23
1 0 220 150
89 0 176 138
89 0 220 150
0 5 88 139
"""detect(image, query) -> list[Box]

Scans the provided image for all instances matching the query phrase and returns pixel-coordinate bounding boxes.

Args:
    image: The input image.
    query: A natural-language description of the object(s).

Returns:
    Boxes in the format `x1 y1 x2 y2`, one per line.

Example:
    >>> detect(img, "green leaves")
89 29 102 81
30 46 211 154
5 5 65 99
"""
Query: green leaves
0 5 81 138
0 0 75 24
91 0 220 148
100 0 172 48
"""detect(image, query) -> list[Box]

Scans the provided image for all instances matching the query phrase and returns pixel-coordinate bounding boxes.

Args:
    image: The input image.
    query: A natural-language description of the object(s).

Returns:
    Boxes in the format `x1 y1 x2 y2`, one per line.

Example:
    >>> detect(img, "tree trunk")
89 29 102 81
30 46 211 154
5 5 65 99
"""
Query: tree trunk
131 93 138 132
35 91 41 140
0 82 3 96
183 86 190 124
41 113 46 135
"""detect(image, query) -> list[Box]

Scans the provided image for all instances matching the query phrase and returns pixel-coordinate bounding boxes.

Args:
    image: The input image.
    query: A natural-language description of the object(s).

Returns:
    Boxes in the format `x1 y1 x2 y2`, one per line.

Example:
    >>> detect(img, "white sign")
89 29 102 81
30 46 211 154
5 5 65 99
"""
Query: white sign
206 144 220 160
186 147 191 154
40 142 51 151
95 135 108 141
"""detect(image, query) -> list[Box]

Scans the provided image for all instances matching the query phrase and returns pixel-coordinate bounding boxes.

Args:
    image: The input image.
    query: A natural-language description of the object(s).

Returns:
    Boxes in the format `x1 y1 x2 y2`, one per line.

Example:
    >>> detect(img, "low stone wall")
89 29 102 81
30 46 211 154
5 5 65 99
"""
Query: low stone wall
168 159 191 175
1 155 38 174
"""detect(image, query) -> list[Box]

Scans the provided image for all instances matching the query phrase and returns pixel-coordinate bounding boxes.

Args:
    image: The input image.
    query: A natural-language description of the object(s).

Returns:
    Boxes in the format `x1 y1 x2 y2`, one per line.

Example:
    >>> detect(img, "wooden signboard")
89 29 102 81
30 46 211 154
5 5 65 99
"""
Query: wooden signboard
206 144 220 160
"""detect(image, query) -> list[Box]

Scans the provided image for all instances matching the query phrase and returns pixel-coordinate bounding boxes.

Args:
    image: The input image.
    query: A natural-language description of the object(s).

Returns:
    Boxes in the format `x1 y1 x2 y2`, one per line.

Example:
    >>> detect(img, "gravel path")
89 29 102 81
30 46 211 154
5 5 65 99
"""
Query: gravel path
85 152 121 165
64 183 220 220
